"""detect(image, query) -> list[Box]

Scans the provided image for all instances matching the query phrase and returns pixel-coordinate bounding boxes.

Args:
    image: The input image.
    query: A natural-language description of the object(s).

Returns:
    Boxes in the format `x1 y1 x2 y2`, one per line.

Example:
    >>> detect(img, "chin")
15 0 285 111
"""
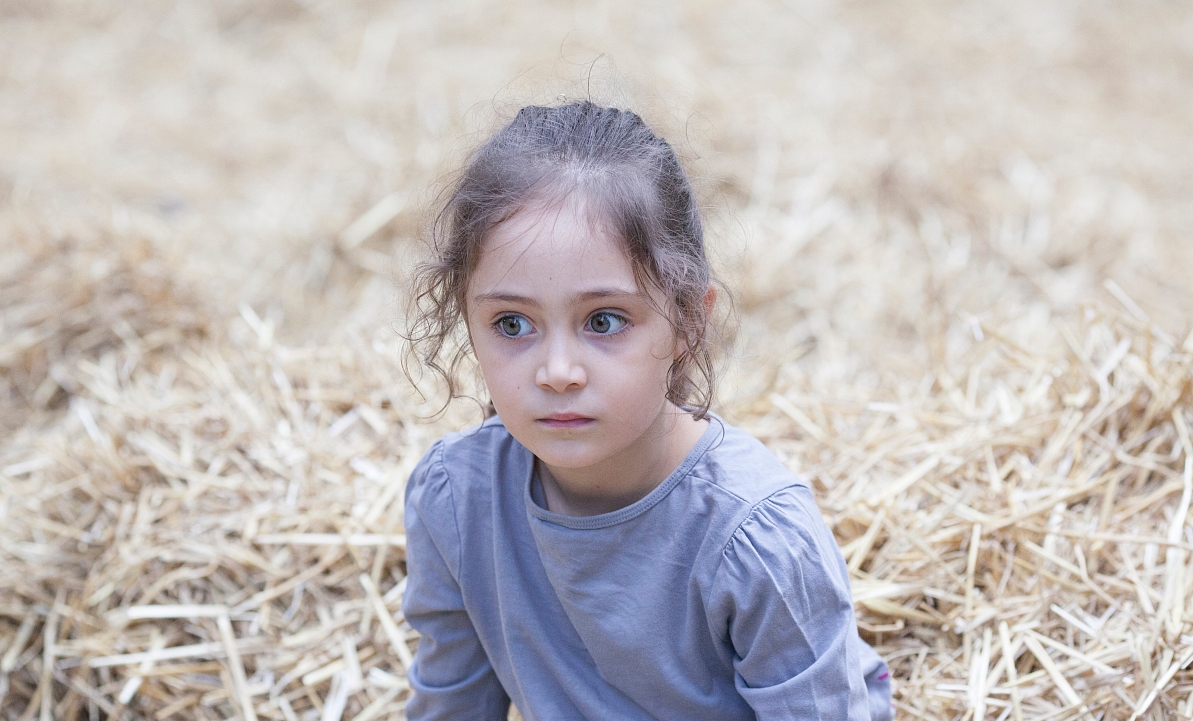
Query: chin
526 439 609 470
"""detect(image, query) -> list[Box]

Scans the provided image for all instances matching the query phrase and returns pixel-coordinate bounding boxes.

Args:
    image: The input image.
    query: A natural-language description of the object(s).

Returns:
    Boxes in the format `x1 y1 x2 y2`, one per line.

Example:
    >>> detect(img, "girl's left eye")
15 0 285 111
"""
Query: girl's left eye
586 311 628 335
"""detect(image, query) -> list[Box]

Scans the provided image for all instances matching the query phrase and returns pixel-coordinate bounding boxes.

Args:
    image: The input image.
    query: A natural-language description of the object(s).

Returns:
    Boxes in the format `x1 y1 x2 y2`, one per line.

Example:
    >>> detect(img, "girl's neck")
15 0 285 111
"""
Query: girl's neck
536 406 708 517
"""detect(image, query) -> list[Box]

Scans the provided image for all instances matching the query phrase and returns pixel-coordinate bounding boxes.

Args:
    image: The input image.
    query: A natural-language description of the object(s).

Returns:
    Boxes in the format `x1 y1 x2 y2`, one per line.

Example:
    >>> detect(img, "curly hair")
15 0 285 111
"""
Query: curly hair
404 101 724 419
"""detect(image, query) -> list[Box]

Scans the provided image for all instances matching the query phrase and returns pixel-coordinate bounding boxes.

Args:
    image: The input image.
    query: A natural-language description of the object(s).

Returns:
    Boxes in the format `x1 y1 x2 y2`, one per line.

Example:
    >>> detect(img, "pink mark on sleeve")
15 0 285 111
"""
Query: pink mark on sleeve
877 672 890 681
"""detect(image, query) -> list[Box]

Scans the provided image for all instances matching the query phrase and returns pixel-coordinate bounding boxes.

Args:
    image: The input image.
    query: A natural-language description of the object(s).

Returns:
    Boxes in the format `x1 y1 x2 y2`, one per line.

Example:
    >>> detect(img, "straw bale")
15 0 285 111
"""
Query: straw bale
753 305 1193 720
0 284 441 718
6 255 1192 719
4 1 1193 719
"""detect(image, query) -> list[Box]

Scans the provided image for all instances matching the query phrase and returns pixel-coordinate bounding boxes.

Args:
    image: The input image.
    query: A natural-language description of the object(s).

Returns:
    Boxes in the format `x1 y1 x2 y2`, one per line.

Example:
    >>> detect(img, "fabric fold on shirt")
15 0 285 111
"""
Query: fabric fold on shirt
403 414 894 721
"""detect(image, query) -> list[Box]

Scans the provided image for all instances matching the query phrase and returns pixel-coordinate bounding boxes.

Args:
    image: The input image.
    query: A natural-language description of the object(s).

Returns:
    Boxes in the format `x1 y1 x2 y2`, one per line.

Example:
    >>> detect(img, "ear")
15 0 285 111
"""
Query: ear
702 285 717 317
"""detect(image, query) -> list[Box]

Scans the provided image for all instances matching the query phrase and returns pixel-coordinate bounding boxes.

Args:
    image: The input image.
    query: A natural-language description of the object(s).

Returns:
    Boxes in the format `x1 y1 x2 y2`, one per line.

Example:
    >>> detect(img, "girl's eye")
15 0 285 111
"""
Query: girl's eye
495 315 533 338
587 312 628 335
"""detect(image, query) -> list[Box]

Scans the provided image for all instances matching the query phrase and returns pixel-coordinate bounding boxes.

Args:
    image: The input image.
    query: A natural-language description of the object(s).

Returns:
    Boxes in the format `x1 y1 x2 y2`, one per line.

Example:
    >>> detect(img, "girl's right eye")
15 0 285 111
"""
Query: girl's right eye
494 314 533 338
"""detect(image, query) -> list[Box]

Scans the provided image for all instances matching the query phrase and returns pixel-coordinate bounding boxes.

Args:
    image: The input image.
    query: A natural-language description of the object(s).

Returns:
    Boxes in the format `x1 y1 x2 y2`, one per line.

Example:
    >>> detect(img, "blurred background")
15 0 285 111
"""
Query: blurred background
3 1 1193 719
4 0 1191 411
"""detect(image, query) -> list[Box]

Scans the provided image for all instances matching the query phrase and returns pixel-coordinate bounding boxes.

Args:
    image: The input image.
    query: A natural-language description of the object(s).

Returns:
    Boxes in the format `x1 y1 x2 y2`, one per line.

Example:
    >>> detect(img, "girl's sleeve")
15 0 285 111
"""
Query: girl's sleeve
708 484 893 721
403 444 510 720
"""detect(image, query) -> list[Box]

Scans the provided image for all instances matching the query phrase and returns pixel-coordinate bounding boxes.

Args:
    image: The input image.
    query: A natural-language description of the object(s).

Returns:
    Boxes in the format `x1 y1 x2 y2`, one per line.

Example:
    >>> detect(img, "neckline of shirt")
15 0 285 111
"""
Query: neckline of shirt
522 415 725 530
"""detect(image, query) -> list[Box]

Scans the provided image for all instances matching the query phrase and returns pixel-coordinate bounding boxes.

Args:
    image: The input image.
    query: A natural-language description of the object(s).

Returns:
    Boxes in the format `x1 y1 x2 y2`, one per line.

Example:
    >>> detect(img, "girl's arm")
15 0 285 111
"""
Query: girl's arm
403 450 510 720
709 484 892 721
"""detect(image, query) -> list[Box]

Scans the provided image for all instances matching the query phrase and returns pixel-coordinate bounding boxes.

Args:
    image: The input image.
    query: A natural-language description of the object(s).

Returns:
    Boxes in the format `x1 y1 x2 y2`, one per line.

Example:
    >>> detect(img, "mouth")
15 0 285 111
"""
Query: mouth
536 413 596 429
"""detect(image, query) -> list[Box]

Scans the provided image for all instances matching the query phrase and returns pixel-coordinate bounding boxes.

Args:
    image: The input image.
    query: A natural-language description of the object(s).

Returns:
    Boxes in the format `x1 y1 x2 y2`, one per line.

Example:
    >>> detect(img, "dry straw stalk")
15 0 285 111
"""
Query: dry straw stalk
4 2 1193 719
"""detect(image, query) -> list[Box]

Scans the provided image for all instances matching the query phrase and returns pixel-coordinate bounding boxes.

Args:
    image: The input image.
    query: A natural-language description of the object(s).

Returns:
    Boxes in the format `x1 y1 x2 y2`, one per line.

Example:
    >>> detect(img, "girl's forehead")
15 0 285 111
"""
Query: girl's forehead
467 199 666 304
481 198 628 265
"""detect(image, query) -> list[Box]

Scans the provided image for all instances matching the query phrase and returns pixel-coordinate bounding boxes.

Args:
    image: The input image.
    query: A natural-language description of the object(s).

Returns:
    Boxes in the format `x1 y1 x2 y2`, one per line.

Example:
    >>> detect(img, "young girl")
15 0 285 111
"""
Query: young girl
402 101 892 720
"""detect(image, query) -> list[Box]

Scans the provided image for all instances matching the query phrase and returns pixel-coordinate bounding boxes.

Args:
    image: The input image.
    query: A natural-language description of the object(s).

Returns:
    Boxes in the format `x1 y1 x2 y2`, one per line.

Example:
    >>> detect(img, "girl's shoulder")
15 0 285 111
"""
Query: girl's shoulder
426 414 516 460
406 415 525 498
697 418 808 507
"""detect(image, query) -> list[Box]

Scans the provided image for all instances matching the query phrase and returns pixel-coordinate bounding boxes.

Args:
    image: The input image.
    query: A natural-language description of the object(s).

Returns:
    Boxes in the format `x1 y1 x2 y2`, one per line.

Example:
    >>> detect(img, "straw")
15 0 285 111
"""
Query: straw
217 612 259 721
2 2 1193 718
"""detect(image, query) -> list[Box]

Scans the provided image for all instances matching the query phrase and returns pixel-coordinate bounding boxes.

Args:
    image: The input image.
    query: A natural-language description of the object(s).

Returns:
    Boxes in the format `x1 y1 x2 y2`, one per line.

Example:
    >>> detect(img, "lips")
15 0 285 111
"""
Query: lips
537 413 595 429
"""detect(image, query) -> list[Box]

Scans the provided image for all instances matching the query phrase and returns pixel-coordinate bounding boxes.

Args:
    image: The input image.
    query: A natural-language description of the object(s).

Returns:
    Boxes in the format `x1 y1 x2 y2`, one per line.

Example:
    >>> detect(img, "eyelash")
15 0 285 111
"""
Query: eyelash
492 314 532 339
586 311 629 335
489 311 630 339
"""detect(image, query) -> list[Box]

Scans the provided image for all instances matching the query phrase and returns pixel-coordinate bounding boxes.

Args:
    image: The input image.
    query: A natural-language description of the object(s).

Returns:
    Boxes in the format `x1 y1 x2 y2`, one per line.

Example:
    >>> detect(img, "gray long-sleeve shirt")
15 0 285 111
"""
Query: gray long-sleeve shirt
403 415 893 720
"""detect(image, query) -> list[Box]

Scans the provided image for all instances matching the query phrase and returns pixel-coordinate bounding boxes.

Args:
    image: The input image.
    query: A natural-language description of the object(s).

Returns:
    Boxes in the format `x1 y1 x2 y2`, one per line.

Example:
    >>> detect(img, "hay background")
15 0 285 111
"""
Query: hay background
2 1 1193 719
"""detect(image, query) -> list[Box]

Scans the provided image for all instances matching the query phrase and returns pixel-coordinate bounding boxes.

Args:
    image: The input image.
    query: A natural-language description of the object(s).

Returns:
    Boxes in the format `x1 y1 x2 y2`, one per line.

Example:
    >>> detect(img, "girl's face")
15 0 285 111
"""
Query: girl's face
466 199 682 474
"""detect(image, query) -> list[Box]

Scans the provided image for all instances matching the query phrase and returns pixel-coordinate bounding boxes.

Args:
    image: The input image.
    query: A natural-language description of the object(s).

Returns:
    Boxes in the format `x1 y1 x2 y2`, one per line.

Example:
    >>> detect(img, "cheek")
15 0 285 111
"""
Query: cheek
643 327 680 382
610 340 674 399
473 344 532 410
468 333 505 390
476 349 513 389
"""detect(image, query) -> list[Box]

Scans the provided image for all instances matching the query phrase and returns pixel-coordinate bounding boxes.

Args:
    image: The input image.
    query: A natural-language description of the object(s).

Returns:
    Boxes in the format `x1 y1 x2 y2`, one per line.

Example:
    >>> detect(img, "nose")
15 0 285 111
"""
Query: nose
535 334 587 393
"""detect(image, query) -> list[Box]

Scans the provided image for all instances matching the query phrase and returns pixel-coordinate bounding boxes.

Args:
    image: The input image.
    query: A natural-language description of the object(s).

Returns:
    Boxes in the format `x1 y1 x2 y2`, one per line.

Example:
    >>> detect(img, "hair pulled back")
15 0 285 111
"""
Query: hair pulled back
406 101 720 419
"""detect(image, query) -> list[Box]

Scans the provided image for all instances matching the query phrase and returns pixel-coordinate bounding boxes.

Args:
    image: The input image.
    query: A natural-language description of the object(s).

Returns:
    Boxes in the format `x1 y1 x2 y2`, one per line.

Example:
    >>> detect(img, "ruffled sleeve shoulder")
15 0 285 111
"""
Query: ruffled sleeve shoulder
403 440 510 720
708 484 875 720
404 440 461 579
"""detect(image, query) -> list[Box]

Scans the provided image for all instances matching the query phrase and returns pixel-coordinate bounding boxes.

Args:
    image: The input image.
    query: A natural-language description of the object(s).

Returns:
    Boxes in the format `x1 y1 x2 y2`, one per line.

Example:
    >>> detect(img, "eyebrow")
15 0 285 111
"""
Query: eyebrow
472 288 642 306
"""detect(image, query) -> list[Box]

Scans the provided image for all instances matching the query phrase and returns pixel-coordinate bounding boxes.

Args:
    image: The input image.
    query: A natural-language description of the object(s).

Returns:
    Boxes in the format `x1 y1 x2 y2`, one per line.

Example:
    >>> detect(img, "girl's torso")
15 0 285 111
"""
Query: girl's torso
404 415 881 720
